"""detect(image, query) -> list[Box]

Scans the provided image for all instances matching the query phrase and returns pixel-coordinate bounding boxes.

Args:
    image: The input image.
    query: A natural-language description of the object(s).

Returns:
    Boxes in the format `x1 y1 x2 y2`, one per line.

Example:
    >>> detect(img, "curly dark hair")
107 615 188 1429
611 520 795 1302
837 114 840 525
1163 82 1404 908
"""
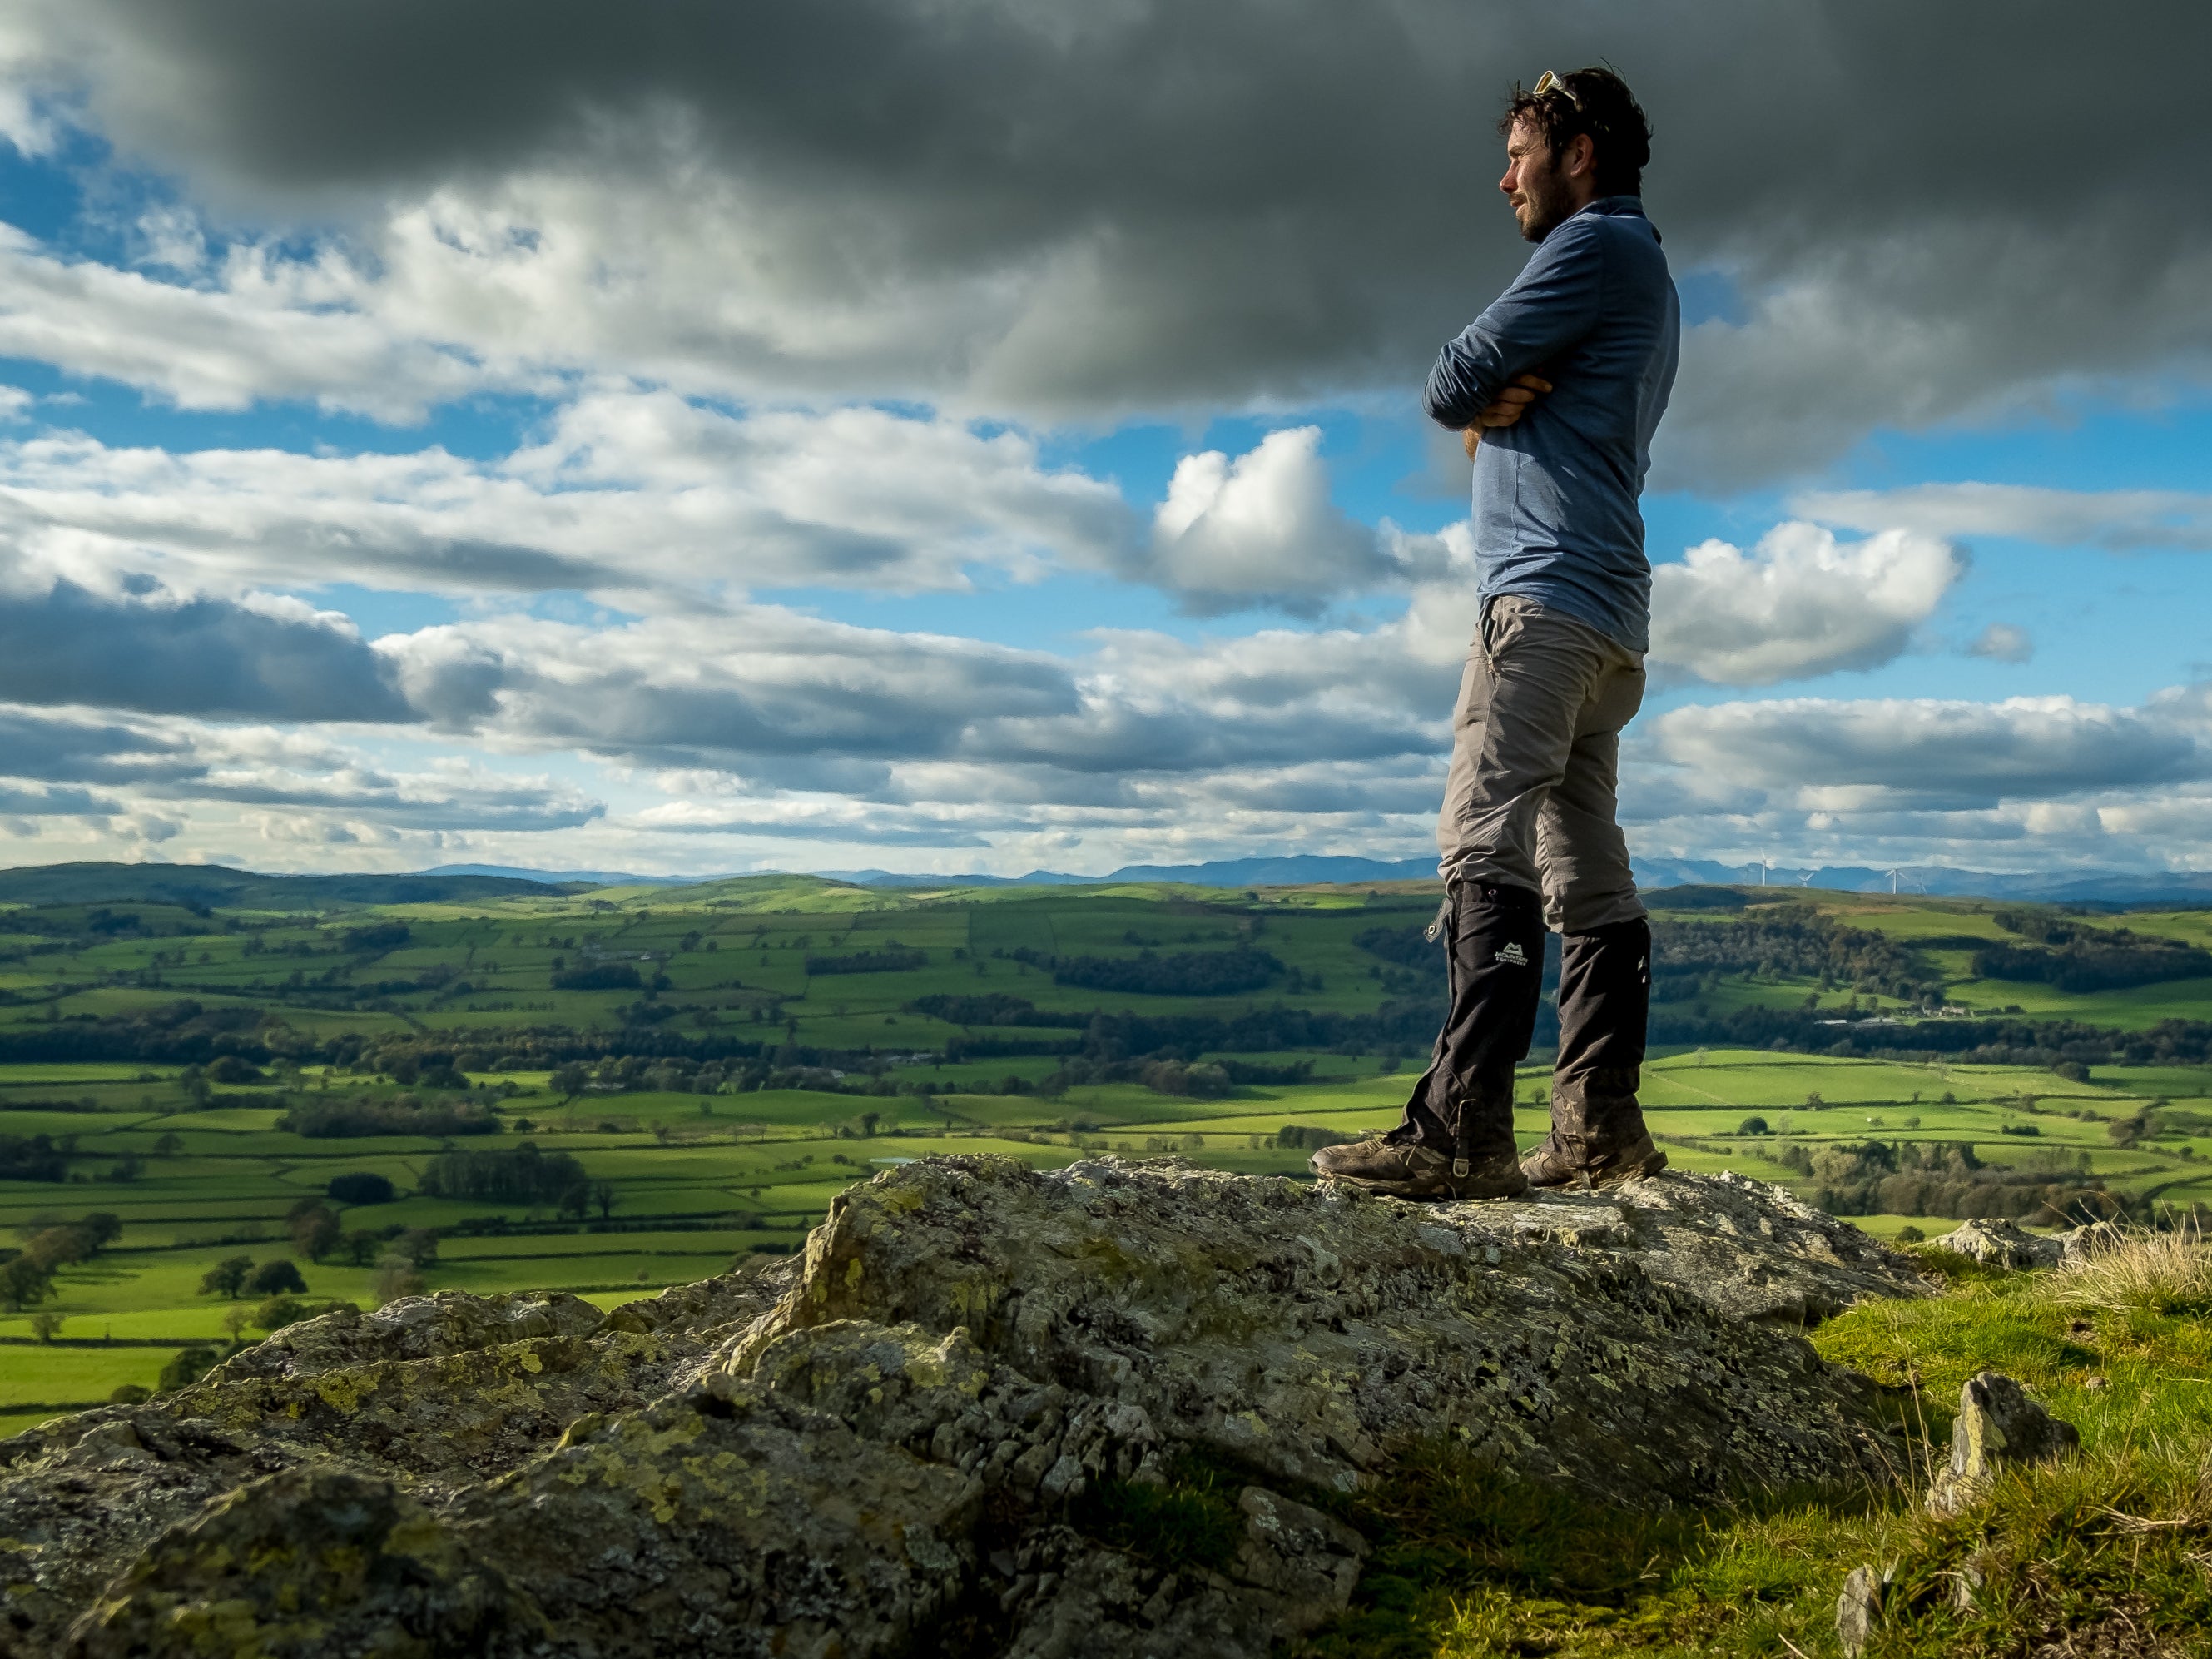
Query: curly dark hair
1498 67 1651 197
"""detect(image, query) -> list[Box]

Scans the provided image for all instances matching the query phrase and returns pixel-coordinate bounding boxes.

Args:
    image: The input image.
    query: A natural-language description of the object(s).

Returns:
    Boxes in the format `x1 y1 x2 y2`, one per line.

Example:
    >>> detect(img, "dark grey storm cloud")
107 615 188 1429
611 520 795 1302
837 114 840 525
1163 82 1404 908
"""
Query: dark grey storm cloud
178 778 603 832
490 652 1082 765
27 0 2212 479
0 707 198 784
0 578 414 722
0 782 118 817
0 703 604 830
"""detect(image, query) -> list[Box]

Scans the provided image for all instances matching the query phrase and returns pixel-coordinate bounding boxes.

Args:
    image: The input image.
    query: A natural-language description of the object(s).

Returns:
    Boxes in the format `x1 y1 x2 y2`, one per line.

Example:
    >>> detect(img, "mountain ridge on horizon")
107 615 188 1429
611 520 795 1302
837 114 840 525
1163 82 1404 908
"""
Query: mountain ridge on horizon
0 857 2209 908
436 856 2212 903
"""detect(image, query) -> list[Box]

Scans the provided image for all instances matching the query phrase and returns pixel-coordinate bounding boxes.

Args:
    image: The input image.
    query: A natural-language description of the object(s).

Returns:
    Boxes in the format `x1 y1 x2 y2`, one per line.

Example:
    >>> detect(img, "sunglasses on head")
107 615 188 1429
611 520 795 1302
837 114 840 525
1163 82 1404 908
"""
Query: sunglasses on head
1532 69 1581 108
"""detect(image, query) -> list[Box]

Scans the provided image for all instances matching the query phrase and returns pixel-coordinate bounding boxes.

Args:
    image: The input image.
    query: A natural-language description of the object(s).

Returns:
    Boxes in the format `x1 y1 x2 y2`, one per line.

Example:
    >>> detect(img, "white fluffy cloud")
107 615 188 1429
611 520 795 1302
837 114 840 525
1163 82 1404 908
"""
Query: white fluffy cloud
0 398 1456 618
0 703 603 844
1647 523 1964 686
0 567 1476 867
1606 684 2212 871
1143 426 1401 614
371 601 1454 788
1797 482 2212 552
10 567 2212 873
0 392 1134 602
0 226 497 420
1645 695 2204 812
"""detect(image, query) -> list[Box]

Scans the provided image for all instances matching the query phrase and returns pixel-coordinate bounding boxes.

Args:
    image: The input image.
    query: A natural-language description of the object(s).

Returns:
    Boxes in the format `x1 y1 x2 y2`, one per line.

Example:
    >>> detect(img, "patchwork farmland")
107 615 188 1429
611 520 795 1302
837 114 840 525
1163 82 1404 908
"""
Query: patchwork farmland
2 866 2209 1434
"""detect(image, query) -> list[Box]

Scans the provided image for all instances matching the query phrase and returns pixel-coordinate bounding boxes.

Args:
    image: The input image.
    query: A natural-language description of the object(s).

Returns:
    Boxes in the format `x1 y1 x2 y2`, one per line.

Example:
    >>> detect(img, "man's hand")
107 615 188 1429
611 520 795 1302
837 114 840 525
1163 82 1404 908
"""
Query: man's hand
1461 373 1553 458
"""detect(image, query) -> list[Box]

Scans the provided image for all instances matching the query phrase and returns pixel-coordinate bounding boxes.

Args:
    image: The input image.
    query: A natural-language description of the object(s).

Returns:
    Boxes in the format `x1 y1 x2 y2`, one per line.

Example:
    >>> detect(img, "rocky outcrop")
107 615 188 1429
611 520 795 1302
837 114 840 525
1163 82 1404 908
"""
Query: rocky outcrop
1936 1217 2117 1272
1940 1217 2062 1269
0 1157 1927 1657
1474 1166 1921 1324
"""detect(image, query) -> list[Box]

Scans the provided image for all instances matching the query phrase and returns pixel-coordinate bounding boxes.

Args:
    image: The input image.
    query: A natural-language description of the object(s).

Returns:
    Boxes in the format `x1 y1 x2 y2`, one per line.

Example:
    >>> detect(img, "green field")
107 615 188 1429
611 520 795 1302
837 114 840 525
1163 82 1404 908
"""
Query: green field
2 875 2210 1433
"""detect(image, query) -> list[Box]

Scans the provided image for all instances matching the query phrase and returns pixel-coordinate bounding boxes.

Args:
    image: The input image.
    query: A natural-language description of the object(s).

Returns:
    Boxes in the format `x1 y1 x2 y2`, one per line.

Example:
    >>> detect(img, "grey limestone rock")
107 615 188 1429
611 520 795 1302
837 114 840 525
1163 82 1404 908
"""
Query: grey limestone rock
205 1287 611 1383
741 1157 1924 1503
1938 1216 2062 1269
1925 1369 2080 1516
1481 1166 1923 1324
1942 1217 2120 1273
2051 1220 2125 1267
1835 1562 1889 1657
0 1156 1926 1657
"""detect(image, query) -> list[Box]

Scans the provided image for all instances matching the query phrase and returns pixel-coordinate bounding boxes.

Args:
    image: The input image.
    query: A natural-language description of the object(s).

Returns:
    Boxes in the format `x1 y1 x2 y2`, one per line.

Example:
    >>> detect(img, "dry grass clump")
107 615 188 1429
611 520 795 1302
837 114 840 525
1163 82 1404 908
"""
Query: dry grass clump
2041 1220 2212 1314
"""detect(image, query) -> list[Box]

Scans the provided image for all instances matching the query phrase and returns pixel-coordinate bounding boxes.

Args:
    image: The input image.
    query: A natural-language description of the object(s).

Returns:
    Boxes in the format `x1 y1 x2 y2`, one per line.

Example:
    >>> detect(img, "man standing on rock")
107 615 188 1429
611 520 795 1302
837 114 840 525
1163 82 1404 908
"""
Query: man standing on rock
1317 67 1678 1201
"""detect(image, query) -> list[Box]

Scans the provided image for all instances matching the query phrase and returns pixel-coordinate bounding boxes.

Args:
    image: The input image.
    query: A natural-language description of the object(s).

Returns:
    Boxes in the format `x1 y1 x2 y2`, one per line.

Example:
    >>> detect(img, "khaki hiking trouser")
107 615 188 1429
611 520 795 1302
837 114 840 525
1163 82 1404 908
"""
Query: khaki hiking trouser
1436 594 1646 933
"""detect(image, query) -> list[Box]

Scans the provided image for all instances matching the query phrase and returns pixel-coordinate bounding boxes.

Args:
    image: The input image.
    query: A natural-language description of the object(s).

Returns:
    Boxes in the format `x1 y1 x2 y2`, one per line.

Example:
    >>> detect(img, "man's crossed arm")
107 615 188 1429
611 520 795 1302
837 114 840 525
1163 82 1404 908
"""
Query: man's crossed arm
1460 373 1551 459
1427 216 1605 460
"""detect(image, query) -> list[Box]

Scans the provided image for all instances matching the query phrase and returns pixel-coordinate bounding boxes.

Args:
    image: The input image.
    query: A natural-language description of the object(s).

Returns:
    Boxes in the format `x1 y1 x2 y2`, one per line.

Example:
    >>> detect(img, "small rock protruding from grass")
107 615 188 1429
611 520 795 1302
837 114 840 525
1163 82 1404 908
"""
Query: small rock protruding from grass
1835 1561 1891 1657
1925 1369 2080 1517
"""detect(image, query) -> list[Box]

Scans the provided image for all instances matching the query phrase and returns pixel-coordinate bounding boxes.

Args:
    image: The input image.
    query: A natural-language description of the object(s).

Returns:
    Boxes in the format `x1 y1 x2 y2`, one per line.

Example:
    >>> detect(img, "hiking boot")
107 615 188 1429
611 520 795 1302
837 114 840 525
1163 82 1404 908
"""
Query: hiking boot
1519 1127 1668 1189
1529 916 1665 1188
1312 1135 1529 1200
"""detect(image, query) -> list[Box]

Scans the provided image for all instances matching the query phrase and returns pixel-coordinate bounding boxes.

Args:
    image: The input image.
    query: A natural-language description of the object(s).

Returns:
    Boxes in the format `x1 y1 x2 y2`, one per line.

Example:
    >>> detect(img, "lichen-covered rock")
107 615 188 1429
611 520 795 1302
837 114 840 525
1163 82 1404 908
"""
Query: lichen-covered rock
206 1289 610 1383
1925 1369 2079 1516
1937 1216 2061 1269
67 1468 532 1658
2051 1220 2125 1267
742 1157 1913 1501
0 1158 1923 1657
600 1259 801 1340
0 1325 697 1639
1480 1166 1922 1324
1958 1219 2135 1274
989 1491 1366 1659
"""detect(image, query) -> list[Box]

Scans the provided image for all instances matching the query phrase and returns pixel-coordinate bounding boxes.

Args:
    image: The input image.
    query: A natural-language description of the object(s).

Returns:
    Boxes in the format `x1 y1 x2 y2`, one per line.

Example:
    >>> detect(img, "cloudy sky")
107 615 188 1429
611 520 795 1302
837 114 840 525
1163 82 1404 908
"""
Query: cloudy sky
2 0 2210 879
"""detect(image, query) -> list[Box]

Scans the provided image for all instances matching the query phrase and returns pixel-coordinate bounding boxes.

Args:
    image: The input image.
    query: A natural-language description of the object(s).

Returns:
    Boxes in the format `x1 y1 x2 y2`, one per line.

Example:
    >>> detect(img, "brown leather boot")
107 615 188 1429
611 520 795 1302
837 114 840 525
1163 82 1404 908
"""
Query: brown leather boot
1312 1124 1529 1201
1520 1077 1668 1188
1519 1122 1668 1187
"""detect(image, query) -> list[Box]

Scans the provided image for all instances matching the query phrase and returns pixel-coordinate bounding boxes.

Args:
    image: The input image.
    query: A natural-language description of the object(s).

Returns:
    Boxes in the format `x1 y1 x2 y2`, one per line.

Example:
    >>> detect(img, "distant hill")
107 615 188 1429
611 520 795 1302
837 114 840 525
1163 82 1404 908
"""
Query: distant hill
827 855 2212 904
812 868 1070 889
1099 854 1437 887
1630 858 2212 905
0 862 576 911
7 856 2210 911
422 863 709 887
816 856 1437 890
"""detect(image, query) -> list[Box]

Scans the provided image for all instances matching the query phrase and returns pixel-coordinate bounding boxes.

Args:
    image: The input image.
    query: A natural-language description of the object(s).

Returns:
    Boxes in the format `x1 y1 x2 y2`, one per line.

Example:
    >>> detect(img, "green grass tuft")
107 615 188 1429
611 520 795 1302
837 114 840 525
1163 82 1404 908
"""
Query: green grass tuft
1077 1453 1246 1573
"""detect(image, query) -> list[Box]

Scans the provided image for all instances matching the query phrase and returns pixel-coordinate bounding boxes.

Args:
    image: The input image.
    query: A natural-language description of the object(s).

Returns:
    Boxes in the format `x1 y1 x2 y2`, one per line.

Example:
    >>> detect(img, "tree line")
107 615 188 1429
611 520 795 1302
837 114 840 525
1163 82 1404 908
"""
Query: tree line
1005 946 1284 996
1765 1137 2110 1224
1971 911 2212 992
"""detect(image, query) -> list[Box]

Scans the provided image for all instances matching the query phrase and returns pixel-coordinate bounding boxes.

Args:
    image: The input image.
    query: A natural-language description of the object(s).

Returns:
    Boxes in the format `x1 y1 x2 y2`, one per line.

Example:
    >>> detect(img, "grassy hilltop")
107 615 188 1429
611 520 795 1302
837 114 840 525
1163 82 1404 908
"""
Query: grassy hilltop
2 867 2212 1652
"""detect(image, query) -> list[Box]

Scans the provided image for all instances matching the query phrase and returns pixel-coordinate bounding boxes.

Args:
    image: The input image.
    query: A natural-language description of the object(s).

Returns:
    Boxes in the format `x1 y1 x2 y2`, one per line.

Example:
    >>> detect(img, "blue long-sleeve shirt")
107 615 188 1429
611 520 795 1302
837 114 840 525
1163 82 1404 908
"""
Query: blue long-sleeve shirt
1425 196 1679 653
